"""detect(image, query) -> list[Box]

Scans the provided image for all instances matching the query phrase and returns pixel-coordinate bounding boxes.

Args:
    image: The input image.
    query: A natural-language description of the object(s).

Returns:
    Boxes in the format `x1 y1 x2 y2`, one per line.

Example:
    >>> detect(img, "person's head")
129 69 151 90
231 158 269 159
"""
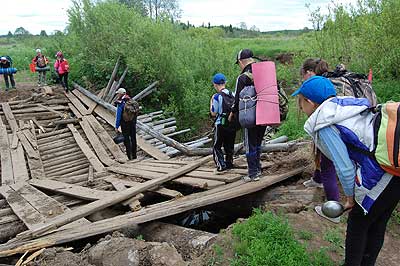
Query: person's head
115 87 126 96
300 58 329 81
292 76 336 116
212 73 226 91
36 48 42 55
0 57 7 64
55 51 63 60
235 49 256 70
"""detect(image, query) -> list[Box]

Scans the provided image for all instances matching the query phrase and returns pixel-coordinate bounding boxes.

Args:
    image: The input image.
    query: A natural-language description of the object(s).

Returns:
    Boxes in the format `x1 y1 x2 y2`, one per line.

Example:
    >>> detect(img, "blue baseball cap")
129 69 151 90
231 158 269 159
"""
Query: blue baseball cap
291 76 336 104
212 73 226 84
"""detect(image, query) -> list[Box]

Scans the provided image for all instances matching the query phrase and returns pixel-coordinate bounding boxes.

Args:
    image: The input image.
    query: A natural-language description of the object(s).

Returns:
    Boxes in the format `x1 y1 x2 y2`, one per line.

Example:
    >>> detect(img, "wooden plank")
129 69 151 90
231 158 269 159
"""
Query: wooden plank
0 126 14 185
72 89 97 113
65 92 90 116
79 117 116 166
0 185 45 230
36 104 64 118
19 156 212 238
68 103 83 119
104 177 183 198
86 115 127 163
67 124 105 173
109 180 142 211
29 179 115 201
16 131 39 159
8 135 29 183
0 167 305 256
1 103 18 132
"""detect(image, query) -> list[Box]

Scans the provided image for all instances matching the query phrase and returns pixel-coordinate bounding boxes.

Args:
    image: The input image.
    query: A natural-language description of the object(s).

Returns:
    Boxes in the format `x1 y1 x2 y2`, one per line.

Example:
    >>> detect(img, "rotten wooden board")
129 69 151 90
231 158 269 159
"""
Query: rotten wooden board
0 167 305 257
29 179 115 201
72 89 97 114
65 92 90 116
67 124 105 173
79 117 116 166
0 127 14 185
8 135 29 183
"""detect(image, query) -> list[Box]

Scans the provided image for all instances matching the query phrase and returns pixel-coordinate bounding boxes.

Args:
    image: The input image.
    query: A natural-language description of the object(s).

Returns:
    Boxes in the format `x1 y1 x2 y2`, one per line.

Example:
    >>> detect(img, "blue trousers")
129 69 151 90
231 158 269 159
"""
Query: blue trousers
244 125 266 177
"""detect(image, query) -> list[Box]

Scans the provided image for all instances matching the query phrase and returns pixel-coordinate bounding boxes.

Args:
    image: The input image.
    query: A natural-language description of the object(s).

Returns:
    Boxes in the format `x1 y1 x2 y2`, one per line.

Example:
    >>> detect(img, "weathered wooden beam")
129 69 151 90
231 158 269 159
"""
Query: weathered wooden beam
102 57 120 100
131 81 159 101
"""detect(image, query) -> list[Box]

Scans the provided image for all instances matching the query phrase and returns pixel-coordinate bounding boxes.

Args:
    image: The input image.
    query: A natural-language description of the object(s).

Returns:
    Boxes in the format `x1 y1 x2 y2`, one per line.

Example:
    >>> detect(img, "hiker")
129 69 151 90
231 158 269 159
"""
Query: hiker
0 56 16 90
300 58 341 222
292 76 400 266
114 88 138 160
32 48 49 86
210 73 236 172
54 51 70 92
229 49 266 182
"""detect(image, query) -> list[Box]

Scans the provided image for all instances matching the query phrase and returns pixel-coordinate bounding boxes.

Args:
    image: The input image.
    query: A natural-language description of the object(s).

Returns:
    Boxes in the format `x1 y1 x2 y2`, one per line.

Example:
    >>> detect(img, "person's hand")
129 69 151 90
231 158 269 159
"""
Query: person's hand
115 128 120 133
228 112 234 122
344 196 355 211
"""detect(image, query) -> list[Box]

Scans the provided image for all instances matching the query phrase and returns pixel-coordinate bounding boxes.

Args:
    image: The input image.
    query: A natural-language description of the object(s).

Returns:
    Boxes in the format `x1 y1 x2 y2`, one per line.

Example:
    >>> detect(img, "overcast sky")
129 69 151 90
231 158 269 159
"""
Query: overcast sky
1 0 358 35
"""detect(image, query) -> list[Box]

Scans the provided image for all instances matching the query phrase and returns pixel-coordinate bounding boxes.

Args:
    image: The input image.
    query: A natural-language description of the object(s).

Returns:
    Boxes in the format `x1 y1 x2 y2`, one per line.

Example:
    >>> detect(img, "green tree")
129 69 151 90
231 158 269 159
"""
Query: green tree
118 0 147 16
14 27 30 36
7 31 12 37
39 30 48 37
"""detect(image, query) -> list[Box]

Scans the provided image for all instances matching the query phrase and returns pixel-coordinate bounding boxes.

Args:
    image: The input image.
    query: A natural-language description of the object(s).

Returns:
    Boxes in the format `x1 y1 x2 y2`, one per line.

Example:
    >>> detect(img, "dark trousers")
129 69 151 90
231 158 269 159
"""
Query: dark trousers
213 125 236 169
121 119 137 160
244 125 266 177
313 154 340 201
59 72 69 91
345 176 400 266
3 74 15 89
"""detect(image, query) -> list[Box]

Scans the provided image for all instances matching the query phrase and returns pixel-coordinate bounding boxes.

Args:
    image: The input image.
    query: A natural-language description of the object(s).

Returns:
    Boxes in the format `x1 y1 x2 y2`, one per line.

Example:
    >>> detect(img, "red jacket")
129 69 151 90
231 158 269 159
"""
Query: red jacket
54 59 70 74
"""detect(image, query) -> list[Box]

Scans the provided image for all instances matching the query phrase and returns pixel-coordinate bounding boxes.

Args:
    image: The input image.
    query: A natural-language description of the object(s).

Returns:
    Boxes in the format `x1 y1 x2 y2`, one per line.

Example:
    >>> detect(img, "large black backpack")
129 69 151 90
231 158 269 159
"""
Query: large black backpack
217 91 237 130
323 67 378 107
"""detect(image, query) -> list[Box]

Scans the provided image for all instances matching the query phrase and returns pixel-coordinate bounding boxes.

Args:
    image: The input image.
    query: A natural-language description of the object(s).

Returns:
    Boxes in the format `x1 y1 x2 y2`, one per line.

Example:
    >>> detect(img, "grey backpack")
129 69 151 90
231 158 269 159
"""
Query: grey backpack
239 84 257 128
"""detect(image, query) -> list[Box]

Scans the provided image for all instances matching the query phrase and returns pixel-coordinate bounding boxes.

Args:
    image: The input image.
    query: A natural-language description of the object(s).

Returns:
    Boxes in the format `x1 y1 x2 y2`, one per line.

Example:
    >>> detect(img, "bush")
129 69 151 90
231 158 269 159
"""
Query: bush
231 210 333 266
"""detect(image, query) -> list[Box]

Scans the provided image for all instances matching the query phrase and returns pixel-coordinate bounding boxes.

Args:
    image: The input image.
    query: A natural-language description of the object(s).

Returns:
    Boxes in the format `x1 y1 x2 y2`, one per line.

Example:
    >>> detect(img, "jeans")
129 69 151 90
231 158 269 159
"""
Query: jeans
244 125 266 177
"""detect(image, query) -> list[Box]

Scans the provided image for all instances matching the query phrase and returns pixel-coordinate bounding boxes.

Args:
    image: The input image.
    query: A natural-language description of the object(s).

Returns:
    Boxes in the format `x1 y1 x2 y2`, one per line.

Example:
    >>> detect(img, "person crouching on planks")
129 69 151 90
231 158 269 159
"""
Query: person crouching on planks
114 88 139 160
292 75 400 266
210 73 236 173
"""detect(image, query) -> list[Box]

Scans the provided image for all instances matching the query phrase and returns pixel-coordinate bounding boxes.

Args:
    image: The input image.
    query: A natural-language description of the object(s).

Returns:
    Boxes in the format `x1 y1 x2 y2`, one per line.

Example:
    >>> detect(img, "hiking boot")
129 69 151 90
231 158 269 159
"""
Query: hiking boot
315 205 340 224
303 178 323 188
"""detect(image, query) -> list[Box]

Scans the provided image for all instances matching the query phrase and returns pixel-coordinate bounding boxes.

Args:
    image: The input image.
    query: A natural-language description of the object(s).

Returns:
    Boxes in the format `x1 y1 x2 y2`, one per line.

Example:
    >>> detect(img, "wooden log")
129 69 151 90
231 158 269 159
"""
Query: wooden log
102 57 120 100
104 80 118 103
44 157 88 173
37 133 73 145
51 118 80 126
67 124 105 173
0 167 304 255
131 81 159 101
46 163 90 177
18 156 212 239
0 222 26 243
36 104 64 117
42 154 86 168
37 128 70 139
59 169 89 178
40 143 77 155
41 147 82 160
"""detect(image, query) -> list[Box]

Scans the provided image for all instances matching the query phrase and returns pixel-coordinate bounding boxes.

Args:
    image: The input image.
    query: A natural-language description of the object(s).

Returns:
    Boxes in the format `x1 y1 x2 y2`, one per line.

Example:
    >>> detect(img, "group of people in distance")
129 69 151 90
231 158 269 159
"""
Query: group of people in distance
210 48 399 266
0 49 70 91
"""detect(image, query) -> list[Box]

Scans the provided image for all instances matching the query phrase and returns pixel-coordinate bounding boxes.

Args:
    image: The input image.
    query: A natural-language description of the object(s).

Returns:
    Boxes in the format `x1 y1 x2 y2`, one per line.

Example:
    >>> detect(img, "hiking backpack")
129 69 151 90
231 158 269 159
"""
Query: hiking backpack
373 102 400 176
122 99 140 122
36 55 47 67
1 55 13 66
323 68 378 107
217 91 238 130
243 72 289 125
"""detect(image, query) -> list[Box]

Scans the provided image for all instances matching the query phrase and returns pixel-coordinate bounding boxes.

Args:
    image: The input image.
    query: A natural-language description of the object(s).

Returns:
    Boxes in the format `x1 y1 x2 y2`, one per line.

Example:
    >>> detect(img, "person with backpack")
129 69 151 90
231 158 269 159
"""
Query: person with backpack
0 56 16 90
300 58 379 223
32 49 49 86
229 49 266 182
292 75 400 266
54 51 70 92
210 73 236 172
114 88 138 160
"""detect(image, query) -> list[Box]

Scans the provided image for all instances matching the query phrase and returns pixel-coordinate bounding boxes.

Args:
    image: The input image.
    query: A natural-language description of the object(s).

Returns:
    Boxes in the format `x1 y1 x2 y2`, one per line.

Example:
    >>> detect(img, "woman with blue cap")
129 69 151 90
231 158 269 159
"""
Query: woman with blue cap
293 76 400 265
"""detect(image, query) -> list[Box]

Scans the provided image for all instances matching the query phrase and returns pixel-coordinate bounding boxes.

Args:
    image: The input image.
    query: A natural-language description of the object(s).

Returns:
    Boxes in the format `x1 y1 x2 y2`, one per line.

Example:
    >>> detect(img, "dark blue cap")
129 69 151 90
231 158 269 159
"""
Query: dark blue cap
212 73 226 84
292 76 336 104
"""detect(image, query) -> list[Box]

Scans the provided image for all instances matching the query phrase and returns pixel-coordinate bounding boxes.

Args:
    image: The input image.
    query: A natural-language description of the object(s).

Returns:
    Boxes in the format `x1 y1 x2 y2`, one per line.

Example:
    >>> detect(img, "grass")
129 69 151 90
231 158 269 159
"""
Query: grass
323 228 344 255
207 244 225 266
230 209 334 266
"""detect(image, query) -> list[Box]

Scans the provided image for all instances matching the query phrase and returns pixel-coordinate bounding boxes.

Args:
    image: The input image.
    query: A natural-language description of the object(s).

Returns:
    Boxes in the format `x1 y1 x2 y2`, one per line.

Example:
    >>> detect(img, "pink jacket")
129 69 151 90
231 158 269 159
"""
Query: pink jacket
54 59 70 74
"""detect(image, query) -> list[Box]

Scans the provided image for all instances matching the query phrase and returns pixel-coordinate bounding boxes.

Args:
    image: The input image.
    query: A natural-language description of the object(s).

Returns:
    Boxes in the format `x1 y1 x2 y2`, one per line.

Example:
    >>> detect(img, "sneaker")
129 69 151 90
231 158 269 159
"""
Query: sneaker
303 178 323 188
252 172 262 182
214 166 227 175
242 175 252 182
315 205 340 224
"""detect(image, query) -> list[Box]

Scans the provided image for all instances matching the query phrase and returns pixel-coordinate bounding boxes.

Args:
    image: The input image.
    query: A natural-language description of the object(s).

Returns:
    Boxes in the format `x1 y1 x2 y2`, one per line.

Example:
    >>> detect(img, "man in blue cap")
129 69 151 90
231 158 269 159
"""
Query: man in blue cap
210 73 236 172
